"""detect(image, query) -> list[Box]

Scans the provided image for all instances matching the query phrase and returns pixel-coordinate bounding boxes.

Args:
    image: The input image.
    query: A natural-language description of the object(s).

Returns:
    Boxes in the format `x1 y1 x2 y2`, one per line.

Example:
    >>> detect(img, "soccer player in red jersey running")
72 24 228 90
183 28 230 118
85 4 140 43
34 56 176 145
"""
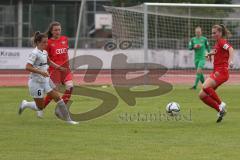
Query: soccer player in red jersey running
37 21 73 118
199 24 234 123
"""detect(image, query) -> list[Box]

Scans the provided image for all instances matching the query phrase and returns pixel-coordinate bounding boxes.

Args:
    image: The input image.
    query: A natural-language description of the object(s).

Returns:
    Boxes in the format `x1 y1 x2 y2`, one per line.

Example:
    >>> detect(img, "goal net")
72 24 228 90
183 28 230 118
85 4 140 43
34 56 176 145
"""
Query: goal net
104 3 240 84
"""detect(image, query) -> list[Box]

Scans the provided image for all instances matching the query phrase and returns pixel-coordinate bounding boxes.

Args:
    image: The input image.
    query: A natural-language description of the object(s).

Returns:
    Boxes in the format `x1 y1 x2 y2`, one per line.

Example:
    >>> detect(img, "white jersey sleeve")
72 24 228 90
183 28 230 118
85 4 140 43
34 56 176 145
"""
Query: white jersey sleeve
27 51 37 65
28 48 49 83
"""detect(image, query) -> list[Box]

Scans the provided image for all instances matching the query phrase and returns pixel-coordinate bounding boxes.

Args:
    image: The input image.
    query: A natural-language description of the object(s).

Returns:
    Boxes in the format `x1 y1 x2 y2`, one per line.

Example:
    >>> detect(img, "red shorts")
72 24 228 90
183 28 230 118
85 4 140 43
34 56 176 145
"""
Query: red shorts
49 69 73 85
210 67 229 86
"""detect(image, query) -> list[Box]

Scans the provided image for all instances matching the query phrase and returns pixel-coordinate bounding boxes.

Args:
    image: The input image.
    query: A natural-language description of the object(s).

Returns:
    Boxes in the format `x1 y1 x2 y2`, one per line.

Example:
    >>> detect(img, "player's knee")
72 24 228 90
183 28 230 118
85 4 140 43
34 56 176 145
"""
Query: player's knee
48 91 61 102
199 90 206 99
214 72 220 77
53 96 61 103
65 81 73 91
202 82 210 90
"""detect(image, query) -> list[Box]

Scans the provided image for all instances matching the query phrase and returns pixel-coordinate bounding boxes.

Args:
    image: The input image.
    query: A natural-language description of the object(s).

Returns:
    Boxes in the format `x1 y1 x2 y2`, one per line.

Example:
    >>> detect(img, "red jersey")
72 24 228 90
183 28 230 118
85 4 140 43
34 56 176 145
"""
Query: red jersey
47 36 70 70
213 38 231 69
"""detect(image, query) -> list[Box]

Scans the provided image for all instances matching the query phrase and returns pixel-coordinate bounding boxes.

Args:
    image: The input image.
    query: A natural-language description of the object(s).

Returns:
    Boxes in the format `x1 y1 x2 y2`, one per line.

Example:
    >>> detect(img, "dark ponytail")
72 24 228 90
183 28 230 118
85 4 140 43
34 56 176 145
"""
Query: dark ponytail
220 24 231 38
32 31 47 46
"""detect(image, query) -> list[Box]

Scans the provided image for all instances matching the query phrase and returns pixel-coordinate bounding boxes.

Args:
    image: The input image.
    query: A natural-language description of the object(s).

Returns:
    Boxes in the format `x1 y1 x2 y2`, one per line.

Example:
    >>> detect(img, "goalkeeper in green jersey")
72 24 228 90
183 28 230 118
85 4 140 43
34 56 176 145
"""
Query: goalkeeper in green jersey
188 27 210 90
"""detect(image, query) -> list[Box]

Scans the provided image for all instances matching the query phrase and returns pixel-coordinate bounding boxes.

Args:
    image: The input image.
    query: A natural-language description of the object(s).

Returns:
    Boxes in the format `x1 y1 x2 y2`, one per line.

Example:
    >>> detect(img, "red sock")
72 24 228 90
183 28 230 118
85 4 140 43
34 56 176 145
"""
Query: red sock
203 87 221 105
44 95 53 108
200 96 220 112
62 88 73 104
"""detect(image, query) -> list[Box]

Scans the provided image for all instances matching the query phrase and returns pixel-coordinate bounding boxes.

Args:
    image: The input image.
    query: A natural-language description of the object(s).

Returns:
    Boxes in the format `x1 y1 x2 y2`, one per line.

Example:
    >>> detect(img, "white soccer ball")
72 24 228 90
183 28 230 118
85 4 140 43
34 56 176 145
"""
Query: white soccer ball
166 102 180 116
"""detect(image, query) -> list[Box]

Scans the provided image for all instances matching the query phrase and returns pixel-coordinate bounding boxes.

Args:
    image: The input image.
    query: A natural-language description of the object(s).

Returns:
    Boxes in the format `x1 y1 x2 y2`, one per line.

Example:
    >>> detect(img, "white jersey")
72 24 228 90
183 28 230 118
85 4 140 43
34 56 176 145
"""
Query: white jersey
27 47 49 83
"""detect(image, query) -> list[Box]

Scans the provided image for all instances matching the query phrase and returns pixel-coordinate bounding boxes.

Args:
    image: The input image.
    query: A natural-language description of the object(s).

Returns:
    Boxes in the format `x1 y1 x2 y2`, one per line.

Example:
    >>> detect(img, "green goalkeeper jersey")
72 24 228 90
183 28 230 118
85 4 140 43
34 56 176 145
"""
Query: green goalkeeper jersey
188 36 210 61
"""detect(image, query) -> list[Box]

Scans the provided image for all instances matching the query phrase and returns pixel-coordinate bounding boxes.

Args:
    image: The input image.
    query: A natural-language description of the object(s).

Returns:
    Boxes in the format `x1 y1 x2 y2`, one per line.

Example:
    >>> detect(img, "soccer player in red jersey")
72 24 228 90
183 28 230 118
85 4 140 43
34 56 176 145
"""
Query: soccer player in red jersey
37 21 73 118
199 24 234 123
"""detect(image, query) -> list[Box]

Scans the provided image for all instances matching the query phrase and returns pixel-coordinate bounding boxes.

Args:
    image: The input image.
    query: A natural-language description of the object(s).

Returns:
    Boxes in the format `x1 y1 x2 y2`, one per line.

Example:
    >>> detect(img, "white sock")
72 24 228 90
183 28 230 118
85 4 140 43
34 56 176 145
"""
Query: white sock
56 99 71 121
24 101 40 111
219 102 226 111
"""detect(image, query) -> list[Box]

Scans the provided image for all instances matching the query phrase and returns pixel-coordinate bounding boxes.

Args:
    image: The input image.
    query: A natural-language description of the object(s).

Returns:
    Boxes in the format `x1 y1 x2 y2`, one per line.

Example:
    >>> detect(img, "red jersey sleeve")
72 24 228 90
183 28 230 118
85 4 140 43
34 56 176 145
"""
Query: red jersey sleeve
213 38 232 69
218 39 232 51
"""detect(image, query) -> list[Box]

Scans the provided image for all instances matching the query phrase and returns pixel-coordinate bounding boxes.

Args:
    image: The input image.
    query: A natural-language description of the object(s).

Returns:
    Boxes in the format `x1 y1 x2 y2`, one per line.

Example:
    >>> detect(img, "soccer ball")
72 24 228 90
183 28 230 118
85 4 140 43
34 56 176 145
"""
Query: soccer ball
166 102 180 116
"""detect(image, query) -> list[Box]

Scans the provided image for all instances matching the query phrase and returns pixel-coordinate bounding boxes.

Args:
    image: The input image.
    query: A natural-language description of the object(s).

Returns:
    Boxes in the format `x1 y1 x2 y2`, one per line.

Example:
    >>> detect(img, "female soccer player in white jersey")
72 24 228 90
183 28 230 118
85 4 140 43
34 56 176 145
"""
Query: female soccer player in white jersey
18 31 78 125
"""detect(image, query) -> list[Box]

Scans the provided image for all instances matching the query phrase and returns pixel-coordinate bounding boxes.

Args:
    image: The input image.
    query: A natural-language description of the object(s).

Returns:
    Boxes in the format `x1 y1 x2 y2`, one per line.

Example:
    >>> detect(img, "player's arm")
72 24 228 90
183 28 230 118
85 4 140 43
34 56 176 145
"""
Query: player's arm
221 40 234 68
205 38 211 53
205 53 212 62
228 47 234 68
205 49 215 62
26 63 49 77
47 58 67 71
26 52 49 77
188 38 194 50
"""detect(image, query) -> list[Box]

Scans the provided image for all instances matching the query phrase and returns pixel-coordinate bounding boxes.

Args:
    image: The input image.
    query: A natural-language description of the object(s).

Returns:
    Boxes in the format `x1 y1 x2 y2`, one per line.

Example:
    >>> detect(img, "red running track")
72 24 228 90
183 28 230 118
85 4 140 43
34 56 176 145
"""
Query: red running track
0 70 239 86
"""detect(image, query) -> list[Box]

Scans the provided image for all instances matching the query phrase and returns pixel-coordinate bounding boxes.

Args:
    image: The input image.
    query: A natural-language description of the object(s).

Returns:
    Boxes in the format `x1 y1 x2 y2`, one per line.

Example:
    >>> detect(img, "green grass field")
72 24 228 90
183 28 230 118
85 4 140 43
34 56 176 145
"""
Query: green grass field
1 85 240 160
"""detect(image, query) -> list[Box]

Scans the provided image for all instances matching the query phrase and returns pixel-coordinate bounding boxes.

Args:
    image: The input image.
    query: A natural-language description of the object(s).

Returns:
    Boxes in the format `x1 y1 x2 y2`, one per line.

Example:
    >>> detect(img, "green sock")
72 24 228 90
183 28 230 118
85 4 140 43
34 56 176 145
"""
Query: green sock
200 73 205 83
193 73 201 88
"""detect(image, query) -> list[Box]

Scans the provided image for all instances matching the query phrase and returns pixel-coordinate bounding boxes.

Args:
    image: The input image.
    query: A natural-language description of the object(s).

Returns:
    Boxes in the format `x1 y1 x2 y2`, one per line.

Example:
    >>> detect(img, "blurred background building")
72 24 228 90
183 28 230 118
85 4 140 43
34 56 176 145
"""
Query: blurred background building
0 0 112 48
0 0 236 49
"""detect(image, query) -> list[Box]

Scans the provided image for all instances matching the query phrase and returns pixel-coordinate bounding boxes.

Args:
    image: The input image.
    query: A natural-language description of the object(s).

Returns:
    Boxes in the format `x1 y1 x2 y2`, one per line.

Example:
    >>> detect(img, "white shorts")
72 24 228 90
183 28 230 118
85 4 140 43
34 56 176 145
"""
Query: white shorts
28 78 56 98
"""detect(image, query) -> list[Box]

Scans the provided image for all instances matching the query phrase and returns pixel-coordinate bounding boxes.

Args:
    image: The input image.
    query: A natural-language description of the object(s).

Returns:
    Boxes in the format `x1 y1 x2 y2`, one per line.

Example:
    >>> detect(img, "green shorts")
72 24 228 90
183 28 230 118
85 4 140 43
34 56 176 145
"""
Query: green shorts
195 60 205 69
